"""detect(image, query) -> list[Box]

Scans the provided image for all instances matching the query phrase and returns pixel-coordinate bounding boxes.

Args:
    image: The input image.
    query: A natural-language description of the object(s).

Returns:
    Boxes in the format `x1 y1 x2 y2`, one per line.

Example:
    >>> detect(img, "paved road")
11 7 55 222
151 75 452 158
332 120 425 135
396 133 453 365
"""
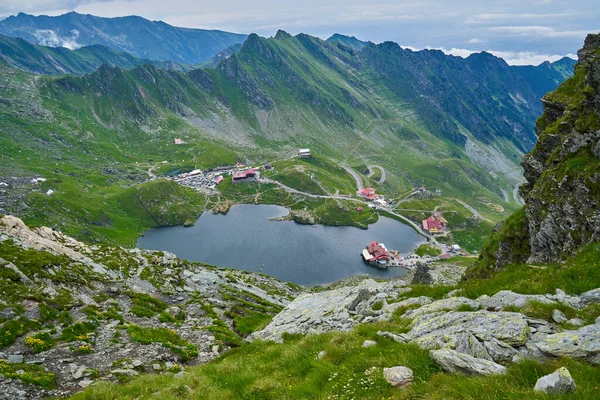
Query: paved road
341 165 364 191
454 199 492 223
513 183 524 206
367 165 386 184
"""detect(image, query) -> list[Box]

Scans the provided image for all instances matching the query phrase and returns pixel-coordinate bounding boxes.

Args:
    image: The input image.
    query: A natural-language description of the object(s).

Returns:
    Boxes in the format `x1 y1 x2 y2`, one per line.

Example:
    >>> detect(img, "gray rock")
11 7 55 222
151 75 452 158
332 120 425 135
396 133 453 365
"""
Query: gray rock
383 366 413 388
362 340 377 348
152 364 161 371
534 367 576 394
72 365 88 379
534 323 600 362
250 279 386 342
132 359 143 367
483 338 519 363
430 349 507 375
567 318 585 327
580 288 600 306
5 355 23 364
552 309 568 323
408 311 529 348
316 351 327 360
377 331 409 343
111 369 139 376
404 297 479 319
478 290 555 309
78 380 94 388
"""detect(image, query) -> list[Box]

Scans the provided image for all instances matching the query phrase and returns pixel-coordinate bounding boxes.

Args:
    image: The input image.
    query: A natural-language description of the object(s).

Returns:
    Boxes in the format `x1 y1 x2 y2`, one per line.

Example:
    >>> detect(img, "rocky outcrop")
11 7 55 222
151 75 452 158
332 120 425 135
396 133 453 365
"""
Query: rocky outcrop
409 261 468 285
515 33 600 263
0 216 301 399
249 279 407 342
534 321 600 363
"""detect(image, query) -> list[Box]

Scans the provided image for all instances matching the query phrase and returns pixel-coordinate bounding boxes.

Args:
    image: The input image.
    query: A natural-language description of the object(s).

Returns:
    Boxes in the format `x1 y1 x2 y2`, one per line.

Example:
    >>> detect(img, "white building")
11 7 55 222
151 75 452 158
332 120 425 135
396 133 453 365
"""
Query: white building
298 148 311 158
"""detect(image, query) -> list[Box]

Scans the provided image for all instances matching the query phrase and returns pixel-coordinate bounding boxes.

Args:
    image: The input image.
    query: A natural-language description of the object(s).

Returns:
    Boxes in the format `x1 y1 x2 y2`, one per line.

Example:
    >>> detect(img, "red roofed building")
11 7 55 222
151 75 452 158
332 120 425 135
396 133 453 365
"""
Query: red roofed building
232 169 258 182
422 216 443 234
356 187 378 201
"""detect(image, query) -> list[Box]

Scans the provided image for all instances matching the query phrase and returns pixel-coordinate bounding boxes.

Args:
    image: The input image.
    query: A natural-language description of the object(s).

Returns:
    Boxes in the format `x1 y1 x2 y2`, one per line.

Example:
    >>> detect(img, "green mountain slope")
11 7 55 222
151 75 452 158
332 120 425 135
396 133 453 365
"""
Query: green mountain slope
0 11 247 64
0 31 574 245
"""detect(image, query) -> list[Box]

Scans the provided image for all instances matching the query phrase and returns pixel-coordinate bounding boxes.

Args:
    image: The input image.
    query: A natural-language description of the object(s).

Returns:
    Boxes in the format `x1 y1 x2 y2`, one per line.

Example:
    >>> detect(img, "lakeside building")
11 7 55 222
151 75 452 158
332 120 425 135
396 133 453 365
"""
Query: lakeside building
356 187 378 201
422 215 444 234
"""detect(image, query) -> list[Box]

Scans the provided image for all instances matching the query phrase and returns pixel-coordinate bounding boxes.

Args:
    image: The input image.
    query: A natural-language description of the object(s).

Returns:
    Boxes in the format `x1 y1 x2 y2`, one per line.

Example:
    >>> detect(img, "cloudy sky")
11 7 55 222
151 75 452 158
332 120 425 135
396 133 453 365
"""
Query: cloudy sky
0 0 597 65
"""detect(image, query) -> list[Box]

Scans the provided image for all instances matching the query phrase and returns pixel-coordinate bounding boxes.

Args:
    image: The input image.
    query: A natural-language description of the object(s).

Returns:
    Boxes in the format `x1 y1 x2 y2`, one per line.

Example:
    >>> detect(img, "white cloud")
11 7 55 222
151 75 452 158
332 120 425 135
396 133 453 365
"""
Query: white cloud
402 44 576 65
467 11 578 23
33 29 82 49
467 38 484 44
488 25 591 38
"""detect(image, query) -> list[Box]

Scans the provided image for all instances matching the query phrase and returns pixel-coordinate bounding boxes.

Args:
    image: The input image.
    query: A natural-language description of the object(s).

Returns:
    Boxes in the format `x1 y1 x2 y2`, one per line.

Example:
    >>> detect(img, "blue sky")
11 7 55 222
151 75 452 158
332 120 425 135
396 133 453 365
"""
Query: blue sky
0 0 597 64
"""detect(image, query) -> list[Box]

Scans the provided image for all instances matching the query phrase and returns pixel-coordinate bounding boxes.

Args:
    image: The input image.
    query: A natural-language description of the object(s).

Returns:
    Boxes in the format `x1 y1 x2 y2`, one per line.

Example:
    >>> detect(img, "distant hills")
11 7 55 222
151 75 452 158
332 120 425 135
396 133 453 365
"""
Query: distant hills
0 12 247 64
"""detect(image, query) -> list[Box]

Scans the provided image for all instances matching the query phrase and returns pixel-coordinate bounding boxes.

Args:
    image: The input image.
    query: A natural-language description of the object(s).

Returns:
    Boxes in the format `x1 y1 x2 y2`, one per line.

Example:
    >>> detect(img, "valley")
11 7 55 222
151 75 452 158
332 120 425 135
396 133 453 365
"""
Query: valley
0 7 599 399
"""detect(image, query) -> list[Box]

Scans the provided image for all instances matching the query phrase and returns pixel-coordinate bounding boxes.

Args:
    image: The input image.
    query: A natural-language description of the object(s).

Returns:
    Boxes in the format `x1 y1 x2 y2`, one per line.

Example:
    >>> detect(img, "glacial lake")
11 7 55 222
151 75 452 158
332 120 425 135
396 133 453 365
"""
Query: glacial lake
137 204 425 286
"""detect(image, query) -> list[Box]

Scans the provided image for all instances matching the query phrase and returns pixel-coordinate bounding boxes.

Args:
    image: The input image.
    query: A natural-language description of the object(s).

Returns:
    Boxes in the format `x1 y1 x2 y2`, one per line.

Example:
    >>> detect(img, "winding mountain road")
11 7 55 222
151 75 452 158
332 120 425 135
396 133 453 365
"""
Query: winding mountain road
367 165 386 184
341 165 364 191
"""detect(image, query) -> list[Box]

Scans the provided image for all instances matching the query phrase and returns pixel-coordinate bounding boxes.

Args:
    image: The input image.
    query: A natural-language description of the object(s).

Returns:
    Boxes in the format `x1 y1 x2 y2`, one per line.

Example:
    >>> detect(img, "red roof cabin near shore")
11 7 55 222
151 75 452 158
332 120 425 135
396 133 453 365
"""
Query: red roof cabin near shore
367 241 391 261
422 215 443 234
356 187 378 201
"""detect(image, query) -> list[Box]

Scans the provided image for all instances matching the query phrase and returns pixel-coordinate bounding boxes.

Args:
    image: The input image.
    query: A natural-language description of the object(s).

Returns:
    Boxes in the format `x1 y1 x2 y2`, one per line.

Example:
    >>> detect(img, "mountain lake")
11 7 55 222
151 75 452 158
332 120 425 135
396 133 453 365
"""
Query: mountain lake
137 204 425 286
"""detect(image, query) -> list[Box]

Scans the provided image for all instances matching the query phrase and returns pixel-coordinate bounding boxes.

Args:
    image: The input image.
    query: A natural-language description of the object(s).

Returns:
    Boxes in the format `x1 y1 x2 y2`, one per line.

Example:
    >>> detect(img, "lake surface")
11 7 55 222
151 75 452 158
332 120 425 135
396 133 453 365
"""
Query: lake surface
137 204 424 286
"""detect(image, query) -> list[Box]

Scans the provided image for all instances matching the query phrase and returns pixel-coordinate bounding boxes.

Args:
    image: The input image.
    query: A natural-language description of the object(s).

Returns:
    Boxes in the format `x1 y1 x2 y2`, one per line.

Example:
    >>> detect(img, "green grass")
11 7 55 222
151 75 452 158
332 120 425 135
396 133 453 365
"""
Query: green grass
126 325 198 361
415 243 442 257
127 291 168 318
70 325 600 400
0 360 55 388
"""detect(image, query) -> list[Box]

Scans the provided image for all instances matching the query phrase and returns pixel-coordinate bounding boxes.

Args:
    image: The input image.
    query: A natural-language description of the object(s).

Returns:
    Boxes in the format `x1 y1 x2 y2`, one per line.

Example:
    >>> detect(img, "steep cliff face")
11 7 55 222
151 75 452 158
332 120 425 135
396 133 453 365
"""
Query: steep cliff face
521 33 600 263
472 34 600 274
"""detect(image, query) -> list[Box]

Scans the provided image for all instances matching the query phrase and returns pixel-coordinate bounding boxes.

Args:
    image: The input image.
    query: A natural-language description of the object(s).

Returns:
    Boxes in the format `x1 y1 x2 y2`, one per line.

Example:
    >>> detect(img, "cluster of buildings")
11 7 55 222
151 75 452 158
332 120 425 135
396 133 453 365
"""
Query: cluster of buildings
421 214 448 234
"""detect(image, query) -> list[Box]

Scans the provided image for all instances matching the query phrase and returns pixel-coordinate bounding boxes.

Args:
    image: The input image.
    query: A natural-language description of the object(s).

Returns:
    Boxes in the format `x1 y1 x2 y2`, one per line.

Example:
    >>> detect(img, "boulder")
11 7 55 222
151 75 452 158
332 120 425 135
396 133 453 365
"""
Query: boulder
250 280 385 342
534 367 576 394
534 323 600 362
404 297 479 319
430 349 507 375
478 290 555 309
383 366 413 388
580 288 600 306
408 311 529 348
362 340 377 348
552 309 568 323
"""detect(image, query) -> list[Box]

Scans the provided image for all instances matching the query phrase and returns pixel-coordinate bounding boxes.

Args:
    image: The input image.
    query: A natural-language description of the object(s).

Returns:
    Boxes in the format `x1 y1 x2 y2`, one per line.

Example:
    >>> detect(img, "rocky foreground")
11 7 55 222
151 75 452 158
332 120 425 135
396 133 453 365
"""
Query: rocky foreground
1 215 599 398
252 279 600 368
0 215 301 399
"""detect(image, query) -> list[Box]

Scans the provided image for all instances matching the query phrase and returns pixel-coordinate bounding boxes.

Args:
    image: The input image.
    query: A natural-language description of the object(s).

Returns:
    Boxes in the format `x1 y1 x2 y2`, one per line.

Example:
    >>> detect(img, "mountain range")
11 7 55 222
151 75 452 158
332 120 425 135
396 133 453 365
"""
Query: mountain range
0 12 247 64
0 14 576 246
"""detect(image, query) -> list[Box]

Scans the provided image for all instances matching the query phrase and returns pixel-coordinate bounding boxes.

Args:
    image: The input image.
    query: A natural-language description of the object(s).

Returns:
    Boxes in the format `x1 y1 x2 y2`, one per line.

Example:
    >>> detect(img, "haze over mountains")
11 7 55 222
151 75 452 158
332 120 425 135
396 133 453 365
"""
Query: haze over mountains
0 12 247 64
